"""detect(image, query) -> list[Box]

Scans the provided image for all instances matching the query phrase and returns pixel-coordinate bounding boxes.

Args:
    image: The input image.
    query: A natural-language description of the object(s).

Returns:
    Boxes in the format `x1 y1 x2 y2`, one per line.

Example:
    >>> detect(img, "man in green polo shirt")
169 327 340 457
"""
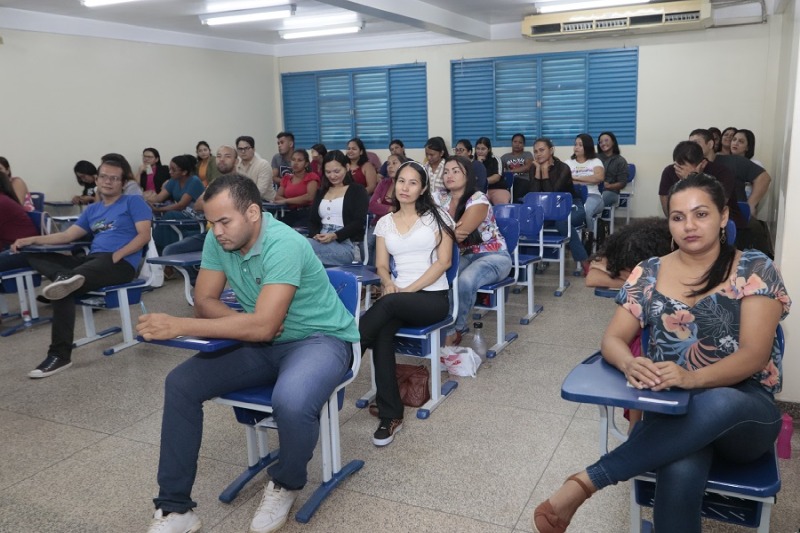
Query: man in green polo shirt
138 174 359 533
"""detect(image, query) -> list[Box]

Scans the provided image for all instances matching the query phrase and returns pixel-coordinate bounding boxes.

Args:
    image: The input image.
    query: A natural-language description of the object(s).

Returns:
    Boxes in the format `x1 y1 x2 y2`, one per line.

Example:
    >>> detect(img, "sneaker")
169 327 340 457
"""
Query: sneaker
373 418 403 447
28 355 72 379
42 274 85 300
249 480 299 533
146 508 202 533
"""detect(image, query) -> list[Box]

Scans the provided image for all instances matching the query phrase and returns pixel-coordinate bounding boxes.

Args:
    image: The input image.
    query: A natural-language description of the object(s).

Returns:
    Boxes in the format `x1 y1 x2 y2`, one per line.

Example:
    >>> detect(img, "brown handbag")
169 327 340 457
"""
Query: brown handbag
395 363 431 408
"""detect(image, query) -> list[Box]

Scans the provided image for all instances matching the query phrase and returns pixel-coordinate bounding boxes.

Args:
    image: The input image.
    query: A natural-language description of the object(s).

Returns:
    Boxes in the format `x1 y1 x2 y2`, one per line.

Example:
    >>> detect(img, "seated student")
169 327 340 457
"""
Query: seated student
454 139 488 193
360 161 455 446
501 133 533 202
476 137 509 205
379 139 406 177
309 143 327 176
367 153 408 265
566 133 605 222
102 153 144 196
273 149 320 228
148 154 205 254
719 126 737 155
730 128 764 168
308 150 368 266
138 148 170 200
72 160 98 206
596 132 628 210
436 155 512 346
708 126 723 153
533 174 790 533
12 156 152 378
194 141 221 187
530 137 590 273
0 169 37 273
0 157 34 212
137 174 359 533
424 137 449 195
345 137 378 194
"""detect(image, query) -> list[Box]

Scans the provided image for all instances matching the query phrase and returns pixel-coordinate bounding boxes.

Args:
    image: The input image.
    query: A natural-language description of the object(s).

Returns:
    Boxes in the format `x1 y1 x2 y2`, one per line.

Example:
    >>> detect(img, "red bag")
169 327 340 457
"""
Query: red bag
395 363 430 408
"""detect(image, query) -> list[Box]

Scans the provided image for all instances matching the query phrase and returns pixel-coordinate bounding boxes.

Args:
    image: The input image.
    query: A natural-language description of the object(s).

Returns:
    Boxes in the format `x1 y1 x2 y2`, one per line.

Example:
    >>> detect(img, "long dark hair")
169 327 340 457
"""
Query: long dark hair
320 150 354 195
476 137 494 159
445 155 482 248
73 160 97 186
393 161 456 257
0 168 20 203
347 138 369 166
572 133 597 160
592 218 672 278
668 173 735 297
597 131 621 156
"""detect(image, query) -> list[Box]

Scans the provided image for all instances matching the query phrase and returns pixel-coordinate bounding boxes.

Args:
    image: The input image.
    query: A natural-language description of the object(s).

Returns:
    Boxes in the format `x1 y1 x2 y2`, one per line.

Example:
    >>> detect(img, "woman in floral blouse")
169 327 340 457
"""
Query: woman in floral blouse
533 173 790 533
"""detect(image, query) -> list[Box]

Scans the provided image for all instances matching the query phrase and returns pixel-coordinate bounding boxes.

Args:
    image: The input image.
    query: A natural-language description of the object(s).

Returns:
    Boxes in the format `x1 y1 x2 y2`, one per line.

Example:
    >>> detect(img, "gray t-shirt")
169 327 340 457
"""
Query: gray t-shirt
271 153 292 179
501 151 533 180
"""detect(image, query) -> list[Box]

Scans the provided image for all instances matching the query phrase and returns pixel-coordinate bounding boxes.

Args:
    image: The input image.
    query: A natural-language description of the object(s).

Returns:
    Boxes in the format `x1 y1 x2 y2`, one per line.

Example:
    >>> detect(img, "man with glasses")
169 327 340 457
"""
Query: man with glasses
11 156 152 378
271 131 295 185
236 135 275 202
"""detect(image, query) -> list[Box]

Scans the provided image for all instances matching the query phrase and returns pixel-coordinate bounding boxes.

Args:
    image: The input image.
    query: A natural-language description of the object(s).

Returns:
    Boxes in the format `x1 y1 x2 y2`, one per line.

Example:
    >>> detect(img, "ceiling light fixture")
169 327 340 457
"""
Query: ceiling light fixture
536 0 650 14
280 24 363 40
200 5 296 26
81 0 142 7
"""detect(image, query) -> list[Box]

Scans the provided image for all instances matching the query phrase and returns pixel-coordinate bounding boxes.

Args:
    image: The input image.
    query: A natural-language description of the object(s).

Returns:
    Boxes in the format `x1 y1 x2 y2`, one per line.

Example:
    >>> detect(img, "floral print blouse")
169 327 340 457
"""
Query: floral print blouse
435 190 507 255
615 250 791 394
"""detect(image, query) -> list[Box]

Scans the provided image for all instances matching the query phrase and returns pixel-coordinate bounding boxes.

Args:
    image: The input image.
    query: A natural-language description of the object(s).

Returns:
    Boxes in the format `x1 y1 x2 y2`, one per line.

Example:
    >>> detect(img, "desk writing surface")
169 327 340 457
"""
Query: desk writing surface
146 252 203 266
22 242 92 252
561 352 689 415
327 264 380 285
137 335 240 352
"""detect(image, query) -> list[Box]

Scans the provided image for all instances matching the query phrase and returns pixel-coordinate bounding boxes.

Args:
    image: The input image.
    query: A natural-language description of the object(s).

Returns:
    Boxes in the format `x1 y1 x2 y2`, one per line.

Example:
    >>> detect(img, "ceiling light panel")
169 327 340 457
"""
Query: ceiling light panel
280 24 363 39
200 5 296 26
81 0 142 7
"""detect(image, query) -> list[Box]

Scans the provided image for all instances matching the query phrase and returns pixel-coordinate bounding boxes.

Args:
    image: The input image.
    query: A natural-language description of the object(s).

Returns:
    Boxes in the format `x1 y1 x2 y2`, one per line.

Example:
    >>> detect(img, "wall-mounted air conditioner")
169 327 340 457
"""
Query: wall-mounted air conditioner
522 0 712 40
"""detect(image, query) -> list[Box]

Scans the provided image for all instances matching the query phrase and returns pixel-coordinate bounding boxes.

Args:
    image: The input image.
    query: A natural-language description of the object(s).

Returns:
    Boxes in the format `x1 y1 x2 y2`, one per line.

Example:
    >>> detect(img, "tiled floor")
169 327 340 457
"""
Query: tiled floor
1 265 798 532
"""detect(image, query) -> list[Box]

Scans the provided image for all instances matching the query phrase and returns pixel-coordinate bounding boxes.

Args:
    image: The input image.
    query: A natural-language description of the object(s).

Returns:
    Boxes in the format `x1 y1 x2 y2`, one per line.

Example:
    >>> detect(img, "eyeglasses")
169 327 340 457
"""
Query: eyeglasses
97 173 123 182
237 146 253 152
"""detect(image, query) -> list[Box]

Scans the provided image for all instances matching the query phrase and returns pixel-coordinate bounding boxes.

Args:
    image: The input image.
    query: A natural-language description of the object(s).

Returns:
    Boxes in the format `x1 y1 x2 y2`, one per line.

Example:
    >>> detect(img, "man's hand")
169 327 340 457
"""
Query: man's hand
111 251 124 264
137 313 183 341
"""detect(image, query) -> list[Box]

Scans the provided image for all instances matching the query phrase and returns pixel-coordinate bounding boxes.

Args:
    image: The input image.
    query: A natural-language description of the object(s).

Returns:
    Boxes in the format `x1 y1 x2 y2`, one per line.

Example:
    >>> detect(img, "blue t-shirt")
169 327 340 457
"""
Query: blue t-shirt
76 195 152 269
165 176 205 207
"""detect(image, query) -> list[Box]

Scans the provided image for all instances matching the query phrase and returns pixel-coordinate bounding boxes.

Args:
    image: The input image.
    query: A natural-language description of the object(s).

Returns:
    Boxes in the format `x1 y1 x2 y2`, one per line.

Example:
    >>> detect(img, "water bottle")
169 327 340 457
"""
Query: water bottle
471 321 487 359
777 413 793 459
22 310 32 329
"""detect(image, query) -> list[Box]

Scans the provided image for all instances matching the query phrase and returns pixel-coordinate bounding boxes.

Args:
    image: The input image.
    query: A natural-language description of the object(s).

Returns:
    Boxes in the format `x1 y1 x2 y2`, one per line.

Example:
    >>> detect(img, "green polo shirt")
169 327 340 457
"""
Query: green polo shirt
200 212 359 344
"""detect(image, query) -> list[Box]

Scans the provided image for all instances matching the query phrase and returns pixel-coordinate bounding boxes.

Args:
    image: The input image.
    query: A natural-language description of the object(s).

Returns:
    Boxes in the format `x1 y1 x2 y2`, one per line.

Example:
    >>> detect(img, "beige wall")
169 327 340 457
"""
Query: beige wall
0 29 278 200
278 24 779 220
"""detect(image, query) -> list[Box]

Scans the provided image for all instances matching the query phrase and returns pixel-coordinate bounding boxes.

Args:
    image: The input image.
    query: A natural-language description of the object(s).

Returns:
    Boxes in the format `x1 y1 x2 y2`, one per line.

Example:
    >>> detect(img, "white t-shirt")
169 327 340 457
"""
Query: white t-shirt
374 209 454 291
318 196 345 227
566 157 603 196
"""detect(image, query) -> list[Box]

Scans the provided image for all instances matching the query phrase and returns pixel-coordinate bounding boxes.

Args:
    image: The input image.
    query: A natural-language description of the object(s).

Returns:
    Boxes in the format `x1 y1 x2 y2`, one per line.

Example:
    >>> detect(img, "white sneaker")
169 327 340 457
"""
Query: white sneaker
146 508 202 533
249 481 299 533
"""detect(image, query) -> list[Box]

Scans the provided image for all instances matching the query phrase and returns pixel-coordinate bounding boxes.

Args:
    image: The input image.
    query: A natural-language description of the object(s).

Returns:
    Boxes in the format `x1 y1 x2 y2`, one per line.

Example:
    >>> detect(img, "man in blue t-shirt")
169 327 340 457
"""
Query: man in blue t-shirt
137 174 359 533
12 157 152 378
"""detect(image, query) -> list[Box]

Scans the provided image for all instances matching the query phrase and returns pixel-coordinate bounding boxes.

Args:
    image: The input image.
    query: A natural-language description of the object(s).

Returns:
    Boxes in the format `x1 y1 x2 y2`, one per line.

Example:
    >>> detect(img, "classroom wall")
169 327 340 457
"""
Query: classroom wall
0 29 279 200
277 23 781 220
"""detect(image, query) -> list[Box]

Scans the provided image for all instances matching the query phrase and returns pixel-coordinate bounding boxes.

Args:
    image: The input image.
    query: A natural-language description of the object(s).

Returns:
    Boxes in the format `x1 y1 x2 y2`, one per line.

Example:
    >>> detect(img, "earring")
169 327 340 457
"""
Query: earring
671 238 676 252
720 227 727 245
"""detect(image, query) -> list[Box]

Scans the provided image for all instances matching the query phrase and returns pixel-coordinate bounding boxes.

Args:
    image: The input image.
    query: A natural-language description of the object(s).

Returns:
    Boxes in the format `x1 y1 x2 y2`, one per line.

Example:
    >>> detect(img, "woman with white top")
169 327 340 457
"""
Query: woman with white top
730 128 764 168
307 150 368 266
566 133 605 220
359 161 455 447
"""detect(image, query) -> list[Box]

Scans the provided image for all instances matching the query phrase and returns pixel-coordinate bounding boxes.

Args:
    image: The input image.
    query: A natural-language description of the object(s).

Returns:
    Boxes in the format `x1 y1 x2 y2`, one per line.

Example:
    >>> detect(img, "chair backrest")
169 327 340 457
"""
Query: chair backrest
725 220 736 245
523 192 573 222
495 217 519 256
26 210 54 235
737 201 751 223
326 269 360 318
492 203 519 221
627 164 636 183
502 171 514 190
29 192 45 212
575 184 589 203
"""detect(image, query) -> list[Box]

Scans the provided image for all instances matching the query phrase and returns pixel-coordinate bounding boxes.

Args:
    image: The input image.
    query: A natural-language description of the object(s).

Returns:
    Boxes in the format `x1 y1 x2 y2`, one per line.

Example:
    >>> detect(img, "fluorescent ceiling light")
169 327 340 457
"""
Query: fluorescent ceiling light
81 0 141 6
536 0 650 14
282 12 359 30
205 0 290 13
200 5 295 26
280 24 363 40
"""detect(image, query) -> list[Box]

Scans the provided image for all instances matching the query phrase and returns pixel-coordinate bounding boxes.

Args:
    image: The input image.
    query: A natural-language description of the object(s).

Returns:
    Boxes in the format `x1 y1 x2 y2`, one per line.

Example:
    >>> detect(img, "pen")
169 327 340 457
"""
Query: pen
140 301 148 315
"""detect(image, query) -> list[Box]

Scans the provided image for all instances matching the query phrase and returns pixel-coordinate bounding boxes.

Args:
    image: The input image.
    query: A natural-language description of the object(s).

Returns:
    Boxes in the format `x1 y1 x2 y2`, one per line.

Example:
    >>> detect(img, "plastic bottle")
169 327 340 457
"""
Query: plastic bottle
471 321 487 358
777 413 793 459
22 310 32 329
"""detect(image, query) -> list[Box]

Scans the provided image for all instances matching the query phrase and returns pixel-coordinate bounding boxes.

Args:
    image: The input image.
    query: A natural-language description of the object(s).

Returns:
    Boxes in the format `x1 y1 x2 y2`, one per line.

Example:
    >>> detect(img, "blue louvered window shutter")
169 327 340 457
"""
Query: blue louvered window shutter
540 54 587 145
451 59 495 144
495 58 538 145
282 64 428 150
587 49 638 144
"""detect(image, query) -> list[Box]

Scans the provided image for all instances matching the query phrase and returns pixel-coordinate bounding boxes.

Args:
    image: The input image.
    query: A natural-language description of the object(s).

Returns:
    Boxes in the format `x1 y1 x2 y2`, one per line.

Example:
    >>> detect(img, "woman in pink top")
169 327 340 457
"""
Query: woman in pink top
346 137 378 194
0 157 34 212
274 149 320 228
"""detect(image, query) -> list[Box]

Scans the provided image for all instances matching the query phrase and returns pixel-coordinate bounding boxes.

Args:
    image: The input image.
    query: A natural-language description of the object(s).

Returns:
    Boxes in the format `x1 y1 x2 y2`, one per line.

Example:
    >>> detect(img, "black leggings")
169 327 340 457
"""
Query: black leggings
359 289 449 419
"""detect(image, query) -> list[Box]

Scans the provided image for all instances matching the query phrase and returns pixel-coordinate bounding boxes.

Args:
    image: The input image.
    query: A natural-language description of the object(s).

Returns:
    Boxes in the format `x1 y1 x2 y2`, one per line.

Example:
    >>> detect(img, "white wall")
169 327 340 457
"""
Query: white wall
0 29 278 200
278 24 779 219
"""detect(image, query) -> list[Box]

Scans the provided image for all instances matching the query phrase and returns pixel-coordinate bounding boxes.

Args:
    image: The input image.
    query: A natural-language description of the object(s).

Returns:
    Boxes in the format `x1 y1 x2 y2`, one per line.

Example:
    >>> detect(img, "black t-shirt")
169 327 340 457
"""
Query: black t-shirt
658 160 744 227
714 155 764 201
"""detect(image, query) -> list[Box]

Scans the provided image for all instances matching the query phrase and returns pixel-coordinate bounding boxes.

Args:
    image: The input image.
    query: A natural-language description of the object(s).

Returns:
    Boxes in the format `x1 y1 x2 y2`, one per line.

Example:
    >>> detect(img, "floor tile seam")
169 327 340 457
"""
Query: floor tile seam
334 485 517 530
109 407 164 437
0 406 116 437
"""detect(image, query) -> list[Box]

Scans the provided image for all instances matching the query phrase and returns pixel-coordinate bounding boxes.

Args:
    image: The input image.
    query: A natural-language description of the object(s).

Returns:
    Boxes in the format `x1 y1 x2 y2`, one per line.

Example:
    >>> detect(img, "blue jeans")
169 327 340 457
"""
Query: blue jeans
448 250 512 334
586 380 781 533
583 193 604 220
154 333 351 513
162 233 205 284
307 237 356 266
553 201 588 262
602 190 620 208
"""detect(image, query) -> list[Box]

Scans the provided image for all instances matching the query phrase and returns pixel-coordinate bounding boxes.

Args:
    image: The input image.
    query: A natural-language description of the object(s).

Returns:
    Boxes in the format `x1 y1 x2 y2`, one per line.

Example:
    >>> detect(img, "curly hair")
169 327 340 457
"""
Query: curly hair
592 217 672 278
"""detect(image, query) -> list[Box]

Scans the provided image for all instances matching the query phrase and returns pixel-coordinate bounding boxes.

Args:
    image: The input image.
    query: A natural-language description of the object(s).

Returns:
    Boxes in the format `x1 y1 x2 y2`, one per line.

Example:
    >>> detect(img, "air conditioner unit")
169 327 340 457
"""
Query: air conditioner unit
522 0 712 40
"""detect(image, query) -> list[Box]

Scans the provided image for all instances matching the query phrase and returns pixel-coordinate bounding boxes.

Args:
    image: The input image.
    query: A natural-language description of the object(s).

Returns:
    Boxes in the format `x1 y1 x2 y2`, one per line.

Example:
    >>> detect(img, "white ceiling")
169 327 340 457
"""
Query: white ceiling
0 0 785 57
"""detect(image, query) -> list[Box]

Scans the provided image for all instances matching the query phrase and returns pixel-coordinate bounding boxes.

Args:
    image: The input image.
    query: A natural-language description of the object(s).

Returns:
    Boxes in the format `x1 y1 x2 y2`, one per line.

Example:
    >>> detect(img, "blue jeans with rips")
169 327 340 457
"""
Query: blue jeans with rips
153 333 351 513
586 379 781 533
447 250 512 334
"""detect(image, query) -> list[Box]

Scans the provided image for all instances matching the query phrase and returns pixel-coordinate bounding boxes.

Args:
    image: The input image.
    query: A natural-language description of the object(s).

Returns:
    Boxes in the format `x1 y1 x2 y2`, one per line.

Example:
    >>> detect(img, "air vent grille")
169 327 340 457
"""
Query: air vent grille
665 10 701 22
